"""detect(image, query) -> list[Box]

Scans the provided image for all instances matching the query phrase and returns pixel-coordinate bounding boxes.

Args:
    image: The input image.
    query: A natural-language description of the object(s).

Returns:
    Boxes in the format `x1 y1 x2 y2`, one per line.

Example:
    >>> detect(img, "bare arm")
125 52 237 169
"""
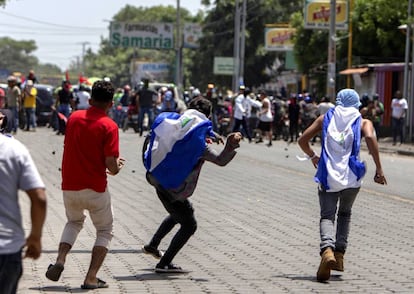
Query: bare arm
361 119 387 184
203 132 242 166
298 115 323 168
106 156 125 175
24 188 47 259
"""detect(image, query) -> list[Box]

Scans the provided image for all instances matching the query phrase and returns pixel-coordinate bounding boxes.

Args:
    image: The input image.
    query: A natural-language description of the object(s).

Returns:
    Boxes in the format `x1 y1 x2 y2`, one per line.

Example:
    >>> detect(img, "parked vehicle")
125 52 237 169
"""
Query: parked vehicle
34 84 55 126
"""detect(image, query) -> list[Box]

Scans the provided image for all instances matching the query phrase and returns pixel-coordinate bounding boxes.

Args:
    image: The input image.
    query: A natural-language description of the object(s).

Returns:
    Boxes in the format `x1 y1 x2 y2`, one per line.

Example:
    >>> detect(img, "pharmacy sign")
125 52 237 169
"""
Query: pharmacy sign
110 22 174 49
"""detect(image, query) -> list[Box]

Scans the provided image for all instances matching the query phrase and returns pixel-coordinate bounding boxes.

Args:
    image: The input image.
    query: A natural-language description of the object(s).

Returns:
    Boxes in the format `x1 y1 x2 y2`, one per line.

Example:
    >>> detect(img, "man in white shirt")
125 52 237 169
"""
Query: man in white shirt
0 130 47 293
232 86 259 142
391 90 408 145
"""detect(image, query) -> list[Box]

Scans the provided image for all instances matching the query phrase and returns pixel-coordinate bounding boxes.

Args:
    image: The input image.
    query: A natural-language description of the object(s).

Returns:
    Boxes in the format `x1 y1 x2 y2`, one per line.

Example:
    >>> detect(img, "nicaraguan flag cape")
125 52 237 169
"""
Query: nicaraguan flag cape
144 109 214 189
315 106 366 192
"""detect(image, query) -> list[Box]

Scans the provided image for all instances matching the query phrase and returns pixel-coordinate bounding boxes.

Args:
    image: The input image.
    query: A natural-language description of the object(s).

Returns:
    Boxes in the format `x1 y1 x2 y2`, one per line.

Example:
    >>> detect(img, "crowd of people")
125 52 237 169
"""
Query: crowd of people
1 70 408 148
178 85 402 149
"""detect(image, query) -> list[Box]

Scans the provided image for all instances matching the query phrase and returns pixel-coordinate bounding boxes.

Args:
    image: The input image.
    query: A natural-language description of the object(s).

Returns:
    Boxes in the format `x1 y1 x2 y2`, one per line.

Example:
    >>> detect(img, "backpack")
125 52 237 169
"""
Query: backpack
142 110 214 189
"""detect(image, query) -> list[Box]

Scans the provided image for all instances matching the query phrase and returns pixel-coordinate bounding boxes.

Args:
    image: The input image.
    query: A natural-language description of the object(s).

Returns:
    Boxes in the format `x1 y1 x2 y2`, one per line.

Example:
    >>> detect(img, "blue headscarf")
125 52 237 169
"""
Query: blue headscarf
335 89 361 109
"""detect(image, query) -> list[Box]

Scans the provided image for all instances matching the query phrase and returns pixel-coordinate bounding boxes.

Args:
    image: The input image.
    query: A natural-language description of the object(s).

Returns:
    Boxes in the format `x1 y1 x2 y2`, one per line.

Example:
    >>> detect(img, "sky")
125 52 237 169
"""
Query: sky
0 0 205 71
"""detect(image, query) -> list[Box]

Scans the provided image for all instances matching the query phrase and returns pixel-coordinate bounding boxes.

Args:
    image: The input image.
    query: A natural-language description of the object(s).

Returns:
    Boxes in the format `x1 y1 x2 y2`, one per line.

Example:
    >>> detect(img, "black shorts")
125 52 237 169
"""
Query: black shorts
258 121 272 132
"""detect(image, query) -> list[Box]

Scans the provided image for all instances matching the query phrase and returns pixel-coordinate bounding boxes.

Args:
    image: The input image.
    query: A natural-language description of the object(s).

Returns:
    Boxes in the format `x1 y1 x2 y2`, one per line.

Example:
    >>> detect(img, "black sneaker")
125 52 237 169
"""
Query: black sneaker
142 245 164 259
155 263 186 273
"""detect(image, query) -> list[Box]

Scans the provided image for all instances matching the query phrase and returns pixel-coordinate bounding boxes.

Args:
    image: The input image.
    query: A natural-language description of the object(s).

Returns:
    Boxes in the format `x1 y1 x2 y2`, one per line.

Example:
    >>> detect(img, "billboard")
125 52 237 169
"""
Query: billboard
304 0 348 30
130 60 171 85
183 23 202 49
110 22 174 49
265 27 296 51
213 57 234 76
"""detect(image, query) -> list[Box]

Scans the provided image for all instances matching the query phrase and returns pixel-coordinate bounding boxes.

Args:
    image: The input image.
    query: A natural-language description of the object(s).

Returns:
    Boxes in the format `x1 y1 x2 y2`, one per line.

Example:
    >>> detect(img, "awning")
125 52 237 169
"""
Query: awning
339 67 369 75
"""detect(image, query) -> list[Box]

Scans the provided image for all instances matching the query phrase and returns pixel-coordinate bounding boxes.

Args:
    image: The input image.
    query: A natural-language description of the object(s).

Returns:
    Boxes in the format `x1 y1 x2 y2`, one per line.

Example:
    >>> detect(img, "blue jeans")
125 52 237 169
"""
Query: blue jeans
392 117 405 144
318 187 359 253
138 106 154 135
25 107 36 130
0 250 23 294
8 106 18 132
58 103 71 118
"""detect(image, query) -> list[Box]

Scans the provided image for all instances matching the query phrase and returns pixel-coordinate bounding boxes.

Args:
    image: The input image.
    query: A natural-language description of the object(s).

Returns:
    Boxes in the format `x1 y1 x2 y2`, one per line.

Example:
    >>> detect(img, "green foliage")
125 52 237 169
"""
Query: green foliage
189 0 303 91
0 37 38 74
352 0 407 63
291 0 408 96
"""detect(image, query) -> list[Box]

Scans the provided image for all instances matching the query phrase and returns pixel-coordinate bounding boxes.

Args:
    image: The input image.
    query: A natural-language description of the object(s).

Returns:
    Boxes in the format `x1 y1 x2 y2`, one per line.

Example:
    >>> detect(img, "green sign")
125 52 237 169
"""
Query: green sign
213 57 234 76
110 22 174 49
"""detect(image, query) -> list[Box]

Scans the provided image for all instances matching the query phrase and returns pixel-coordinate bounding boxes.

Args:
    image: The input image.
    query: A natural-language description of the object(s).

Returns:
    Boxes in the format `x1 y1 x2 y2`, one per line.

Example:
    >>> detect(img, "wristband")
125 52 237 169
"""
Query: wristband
308 153 318 160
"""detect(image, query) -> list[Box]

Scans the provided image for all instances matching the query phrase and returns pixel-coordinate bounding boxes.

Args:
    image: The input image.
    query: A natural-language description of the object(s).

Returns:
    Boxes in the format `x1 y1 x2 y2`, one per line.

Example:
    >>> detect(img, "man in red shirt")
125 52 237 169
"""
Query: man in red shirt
46 80 124 289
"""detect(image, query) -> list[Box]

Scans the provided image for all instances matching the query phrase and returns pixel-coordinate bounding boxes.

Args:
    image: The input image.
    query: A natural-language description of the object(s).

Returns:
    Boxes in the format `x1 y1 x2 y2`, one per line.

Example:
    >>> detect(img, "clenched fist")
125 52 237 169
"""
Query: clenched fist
226 132 242 150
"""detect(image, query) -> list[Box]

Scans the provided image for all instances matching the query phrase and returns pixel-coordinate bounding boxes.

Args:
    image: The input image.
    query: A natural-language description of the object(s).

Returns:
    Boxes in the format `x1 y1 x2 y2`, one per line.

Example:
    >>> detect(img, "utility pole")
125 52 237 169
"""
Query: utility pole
175 0 182 88
232 0 241 93
346 0 353 88
78 41 90 75
327 0 336 98
410 5 414 143
239 0 247 86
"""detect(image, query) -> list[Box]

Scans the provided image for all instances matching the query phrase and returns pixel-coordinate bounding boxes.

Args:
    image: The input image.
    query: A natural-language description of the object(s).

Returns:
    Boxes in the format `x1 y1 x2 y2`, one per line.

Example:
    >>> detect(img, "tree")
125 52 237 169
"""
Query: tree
0 37 38 74
189 0 303 92
291 0 408 97
352 0 407 64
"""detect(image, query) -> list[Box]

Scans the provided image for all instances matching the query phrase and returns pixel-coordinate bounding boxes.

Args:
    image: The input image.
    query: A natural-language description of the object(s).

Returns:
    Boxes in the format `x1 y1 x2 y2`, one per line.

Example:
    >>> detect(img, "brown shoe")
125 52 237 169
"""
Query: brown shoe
316 247 336 282
332 251 344 271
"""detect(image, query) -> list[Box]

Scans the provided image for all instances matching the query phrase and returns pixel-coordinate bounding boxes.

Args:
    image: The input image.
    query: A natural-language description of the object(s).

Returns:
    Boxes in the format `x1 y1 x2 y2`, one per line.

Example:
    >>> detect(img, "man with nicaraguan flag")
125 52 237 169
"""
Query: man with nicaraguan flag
142 96 242 273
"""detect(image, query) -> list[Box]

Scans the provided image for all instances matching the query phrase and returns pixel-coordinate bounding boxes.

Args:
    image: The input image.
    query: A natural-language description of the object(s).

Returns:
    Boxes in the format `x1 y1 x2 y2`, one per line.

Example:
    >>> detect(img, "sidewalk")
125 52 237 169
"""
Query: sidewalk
365 137 414 156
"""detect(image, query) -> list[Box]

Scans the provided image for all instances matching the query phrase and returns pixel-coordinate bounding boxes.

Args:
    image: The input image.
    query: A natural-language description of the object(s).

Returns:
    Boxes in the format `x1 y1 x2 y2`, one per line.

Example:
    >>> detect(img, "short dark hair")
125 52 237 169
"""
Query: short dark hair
188 97 212 117
91 80 115 103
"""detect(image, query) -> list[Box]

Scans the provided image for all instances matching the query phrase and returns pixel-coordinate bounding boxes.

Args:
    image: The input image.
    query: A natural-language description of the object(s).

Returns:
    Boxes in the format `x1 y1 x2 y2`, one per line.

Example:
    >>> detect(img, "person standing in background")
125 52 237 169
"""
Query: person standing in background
288 94 300 142
372 93 384 137
317 96 335 116
74 84 91 110
0 125 47 294
137 79 156 136
22 80 37 131
256 90 273 146
390 90 407 145
5 76 21 134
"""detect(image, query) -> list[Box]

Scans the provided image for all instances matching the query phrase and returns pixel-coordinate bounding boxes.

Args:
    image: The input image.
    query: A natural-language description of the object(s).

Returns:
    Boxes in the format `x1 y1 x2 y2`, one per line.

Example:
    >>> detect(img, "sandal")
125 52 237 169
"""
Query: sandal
81 278 109 289
45 263 64 282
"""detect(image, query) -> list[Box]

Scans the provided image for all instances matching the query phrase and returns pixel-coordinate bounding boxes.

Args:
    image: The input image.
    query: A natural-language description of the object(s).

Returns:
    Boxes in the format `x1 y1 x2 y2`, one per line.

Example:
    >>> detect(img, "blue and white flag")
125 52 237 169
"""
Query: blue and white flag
315 106 365 192
144 109 214 189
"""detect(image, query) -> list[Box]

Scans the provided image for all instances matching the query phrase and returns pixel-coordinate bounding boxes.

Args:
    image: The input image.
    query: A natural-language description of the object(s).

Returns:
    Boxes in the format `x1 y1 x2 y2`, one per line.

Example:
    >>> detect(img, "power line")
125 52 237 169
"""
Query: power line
0 10 105 30
0 30 105 36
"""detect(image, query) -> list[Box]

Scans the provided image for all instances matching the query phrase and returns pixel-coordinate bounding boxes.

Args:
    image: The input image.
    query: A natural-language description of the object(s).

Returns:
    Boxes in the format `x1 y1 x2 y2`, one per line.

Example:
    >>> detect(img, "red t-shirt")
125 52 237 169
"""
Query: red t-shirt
62 106 119 192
